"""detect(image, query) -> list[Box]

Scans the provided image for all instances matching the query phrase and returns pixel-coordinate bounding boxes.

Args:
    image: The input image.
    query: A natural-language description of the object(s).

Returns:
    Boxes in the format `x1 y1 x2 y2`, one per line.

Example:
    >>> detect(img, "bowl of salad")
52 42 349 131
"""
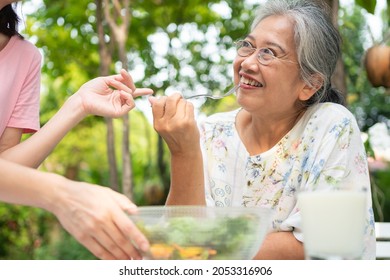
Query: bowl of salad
129 205 272 260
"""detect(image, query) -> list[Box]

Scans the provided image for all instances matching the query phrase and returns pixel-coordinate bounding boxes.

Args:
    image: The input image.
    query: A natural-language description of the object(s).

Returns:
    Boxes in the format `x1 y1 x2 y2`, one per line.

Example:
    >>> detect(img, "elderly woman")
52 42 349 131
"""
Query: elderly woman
149 0 376 259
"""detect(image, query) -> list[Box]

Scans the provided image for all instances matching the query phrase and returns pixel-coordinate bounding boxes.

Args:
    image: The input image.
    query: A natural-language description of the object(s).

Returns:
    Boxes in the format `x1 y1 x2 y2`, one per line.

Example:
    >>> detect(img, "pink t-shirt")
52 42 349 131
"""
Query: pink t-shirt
0 35 41 136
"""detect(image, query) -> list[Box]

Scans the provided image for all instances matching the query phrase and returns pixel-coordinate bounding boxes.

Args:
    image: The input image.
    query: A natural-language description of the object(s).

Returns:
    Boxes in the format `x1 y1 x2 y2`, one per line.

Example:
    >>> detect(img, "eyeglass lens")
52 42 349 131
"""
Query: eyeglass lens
236 40 275 65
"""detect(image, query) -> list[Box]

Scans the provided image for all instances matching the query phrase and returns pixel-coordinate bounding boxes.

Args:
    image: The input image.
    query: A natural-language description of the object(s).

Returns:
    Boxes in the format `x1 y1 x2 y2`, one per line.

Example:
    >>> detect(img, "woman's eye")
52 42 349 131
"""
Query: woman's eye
242 40 253 48
260 48 275 56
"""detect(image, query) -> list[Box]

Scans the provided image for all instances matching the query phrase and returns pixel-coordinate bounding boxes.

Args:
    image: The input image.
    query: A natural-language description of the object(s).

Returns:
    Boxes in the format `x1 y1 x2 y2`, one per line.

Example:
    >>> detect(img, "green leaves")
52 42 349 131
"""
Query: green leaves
355 0 377 14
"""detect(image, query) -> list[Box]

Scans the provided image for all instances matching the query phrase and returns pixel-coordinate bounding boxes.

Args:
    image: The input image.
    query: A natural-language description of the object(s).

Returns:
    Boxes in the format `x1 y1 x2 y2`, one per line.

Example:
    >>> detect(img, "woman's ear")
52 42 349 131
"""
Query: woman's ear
299 73 323 101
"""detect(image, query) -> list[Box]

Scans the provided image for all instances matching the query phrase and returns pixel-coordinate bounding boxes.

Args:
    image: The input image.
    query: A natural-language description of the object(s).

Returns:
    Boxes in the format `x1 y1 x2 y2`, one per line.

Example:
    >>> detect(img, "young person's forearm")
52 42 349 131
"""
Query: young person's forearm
0 95 86 168
0 158 65 211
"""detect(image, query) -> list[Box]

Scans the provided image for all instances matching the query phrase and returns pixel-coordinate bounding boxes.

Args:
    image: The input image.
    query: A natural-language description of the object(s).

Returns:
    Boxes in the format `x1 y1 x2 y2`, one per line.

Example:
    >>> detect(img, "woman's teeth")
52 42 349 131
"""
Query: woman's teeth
240 76 262 87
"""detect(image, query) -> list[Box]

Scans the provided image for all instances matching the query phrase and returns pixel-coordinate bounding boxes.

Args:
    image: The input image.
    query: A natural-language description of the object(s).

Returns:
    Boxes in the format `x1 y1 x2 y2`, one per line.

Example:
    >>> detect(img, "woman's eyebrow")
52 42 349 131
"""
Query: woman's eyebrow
245 34 287 54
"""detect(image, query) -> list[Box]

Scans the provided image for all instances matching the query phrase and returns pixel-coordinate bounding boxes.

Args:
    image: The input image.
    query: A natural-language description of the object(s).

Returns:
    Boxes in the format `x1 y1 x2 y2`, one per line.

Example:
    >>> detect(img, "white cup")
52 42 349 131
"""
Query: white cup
298 190 367 260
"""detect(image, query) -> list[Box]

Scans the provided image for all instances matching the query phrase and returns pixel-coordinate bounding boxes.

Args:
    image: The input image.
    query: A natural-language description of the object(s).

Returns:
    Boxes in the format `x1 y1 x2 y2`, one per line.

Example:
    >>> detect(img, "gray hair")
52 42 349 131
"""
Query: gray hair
251 0 344 106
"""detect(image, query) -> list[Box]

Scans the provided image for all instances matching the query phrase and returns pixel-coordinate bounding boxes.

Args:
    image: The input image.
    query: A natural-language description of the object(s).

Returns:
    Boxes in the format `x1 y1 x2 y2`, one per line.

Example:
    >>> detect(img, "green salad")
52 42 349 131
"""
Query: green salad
135 214 259 260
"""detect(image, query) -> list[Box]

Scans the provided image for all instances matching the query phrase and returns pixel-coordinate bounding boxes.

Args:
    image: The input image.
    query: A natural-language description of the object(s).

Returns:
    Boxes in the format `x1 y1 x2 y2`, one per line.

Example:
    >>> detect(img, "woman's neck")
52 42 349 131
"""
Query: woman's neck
237 108 305 155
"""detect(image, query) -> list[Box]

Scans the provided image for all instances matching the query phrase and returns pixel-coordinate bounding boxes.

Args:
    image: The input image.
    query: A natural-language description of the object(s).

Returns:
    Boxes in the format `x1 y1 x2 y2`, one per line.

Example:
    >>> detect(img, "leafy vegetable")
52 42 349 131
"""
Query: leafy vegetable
135 214 260 260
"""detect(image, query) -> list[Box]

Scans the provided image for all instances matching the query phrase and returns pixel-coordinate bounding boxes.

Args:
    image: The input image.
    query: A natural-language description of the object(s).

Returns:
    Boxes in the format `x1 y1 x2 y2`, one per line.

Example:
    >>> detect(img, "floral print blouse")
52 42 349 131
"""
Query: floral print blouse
199 102 376 259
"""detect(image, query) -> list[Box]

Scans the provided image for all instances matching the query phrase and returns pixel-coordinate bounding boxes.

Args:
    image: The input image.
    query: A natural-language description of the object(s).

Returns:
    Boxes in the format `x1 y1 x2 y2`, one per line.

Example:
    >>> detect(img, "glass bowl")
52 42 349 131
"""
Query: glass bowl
129 205 272 260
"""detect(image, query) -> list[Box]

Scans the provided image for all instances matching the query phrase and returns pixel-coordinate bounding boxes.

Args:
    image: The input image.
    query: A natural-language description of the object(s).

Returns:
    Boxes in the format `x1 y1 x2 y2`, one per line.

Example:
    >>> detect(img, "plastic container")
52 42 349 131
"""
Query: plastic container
129 205 272 260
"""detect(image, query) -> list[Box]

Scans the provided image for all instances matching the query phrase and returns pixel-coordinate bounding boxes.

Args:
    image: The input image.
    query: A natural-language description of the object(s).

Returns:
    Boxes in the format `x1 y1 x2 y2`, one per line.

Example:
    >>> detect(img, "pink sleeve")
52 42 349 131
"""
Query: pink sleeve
7 40 41 134
1 36 42 136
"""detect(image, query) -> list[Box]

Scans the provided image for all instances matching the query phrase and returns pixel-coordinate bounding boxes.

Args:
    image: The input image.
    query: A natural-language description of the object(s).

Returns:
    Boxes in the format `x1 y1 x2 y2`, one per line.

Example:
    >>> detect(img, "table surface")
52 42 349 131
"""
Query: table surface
375 222 390 240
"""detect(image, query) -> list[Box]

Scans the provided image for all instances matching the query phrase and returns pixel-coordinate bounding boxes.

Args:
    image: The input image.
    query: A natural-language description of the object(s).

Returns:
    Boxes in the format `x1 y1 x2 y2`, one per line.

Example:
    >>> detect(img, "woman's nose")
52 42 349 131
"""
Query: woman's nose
240 52 260 71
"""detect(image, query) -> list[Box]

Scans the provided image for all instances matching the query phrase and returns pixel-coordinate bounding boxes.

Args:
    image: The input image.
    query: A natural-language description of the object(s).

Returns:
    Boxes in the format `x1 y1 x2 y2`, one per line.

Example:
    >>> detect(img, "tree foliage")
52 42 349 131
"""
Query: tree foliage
356 0 378 14
355 0 390 26
22 0 257 194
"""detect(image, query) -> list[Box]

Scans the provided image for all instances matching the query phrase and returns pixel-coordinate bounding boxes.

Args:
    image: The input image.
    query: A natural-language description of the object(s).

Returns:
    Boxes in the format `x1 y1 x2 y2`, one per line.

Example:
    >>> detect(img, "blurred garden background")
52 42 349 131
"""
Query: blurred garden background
0 0 389 259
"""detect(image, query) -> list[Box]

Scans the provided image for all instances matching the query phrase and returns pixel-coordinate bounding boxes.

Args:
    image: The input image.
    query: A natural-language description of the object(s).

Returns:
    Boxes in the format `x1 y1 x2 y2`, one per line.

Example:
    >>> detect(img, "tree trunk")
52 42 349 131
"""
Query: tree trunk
106 117 119 191
117 13 133 201
65 165 79 180
103 0 133 199
118 42 132 200
96 0 119 191
325 0 348 104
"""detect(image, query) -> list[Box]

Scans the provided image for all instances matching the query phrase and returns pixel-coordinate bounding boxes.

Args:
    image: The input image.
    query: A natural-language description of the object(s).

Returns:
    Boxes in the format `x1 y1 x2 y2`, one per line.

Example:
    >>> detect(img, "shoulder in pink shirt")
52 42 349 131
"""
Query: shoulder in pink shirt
0 35 41 136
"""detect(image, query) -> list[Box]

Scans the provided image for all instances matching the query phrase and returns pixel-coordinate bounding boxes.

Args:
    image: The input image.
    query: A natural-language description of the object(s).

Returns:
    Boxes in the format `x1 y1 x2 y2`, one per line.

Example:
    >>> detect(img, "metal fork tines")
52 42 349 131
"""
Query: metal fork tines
185 84 240 100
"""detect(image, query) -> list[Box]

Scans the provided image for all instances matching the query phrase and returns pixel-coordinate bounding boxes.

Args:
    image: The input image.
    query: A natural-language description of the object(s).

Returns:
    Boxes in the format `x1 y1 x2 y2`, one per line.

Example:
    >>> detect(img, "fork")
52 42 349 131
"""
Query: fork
185 84 240 100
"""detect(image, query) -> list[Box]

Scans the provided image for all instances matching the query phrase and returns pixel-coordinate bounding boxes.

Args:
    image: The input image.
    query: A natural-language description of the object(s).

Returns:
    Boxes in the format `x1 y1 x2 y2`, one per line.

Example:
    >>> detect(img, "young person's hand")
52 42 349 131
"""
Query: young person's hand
76 69 153 118
51 178 149 260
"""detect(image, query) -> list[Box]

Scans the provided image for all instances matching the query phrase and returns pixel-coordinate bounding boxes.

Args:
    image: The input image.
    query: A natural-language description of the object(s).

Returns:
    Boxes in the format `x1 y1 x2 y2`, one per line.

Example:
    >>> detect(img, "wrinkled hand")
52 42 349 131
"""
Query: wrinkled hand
54 182 149 260
149 93 200 155
76 69 154 118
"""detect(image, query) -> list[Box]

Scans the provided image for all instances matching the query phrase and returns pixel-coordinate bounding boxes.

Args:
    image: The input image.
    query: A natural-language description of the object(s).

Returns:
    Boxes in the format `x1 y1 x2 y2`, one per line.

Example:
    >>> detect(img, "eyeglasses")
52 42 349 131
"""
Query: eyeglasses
235 39 296 66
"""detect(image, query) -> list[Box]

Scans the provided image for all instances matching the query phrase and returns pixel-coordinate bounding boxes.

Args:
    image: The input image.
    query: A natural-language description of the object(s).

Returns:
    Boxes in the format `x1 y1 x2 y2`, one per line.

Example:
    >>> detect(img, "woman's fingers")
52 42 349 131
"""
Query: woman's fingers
107 78 132 93
93 229 133 260
119 90 135 109
108 76 153 100
79 236 117 260
149 93 185 119
111 191 150 252
112 213 149 257
92 70 152 100
133 88 154 98
185 101 196 121
120 69 136 92
111 69 136 93
78 225 142 260
164 93 183 119
76 209 146 260
150 95 168 119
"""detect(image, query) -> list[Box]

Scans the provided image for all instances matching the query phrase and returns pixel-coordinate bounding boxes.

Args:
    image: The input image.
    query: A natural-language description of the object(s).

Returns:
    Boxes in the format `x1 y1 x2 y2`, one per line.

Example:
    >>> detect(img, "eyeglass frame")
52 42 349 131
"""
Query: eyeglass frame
235 39 297 66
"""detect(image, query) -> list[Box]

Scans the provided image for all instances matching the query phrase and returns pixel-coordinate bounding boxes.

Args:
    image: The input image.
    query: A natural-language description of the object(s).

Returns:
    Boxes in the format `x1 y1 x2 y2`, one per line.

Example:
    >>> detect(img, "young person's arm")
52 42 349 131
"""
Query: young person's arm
0 157 150 260
1 70 153 168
